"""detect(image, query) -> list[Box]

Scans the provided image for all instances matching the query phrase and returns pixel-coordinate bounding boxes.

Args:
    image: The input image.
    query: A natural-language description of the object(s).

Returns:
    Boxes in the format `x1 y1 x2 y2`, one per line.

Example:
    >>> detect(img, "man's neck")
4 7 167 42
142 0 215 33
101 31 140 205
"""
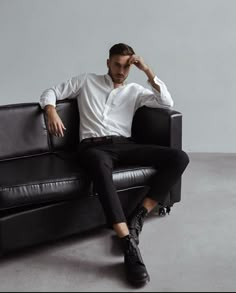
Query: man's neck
107 72 124 89
113 83 123 89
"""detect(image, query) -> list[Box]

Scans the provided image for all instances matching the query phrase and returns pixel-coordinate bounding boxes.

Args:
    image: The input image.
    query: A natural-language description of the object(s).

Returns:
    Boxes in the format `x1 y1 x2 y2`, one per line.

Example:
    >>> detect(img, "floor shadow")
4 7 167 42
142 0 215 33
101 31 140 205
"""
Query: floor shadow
110 234 123 257
0 226 108 262
33 252 148 289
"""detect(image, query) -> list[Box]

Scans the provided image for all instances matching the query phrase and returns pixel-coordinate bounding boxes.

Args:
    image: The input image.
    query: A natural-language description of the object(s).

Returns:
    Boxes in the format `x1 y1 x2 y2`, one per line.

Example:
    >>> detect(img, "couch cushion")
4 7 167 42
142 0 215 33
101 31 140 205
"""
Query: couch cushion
113 165 156 192
0 103 49 161
0 152 157 211
0 153 90 211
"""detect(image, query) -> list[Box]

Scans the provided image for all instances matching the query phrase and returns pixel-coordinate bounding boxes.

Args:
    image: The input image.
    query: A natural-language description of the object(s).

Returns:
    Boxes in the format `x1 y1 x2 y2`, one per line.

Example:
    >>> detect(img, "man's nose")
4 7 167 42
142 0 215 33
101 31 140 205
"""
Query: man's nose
118 68 124 75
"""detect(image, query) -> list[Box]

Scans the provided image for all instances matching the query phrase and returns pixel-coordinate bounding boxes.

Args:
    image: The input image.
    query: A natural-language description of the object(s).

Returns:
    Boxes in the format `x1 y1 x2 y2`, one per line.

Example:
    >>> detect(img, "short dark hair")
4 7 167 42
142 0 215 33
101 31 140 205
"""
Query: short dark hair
109 43 135 58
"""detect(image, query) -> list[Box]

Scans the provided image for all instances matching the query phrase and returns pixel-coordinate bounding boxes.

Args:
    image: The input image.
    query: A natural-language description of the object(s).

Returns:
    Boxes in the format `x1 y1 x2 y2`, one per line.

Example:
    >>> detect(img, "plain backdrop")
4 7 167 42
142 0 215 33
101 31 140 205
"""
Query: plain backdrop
0 0 235 153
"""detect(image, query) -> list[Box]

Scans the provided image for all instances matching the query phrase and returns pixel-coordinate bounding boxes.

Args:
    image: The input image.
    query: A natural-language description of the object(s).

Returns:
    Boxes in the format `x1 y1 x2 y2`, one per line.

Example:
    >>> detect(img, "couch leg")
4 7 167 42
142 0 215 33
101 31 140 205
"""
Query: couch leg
166 206 171 215
158 206 171 216
151 204 172 217
158 207 166 216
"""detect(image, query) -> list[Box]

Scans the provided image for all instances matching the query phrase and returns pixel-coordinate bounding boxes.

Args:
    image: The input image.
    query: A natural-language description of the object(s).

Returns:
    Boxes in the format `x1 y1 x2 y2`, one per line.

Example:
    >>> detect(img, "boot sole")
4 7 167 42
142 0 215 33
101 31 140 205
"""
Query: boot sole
127 274 150 287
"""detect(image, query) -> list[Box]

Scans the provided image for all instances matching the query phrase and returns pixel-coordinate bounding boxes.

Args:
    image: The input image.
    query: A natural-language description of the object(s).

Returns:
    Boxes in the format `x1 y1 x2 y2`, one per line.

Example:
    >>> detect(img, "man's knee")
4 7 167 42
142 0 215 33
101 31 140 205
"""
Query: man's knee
172 149 190 170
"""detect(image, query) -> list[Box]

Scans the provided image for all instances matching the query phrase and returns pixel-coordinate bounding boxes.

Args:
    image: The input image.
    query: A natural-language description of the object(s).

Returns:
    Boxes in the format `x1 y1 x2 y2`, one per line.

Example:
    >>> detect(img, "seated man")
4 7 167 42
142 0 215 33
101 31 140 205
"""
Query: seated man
39 42 189 287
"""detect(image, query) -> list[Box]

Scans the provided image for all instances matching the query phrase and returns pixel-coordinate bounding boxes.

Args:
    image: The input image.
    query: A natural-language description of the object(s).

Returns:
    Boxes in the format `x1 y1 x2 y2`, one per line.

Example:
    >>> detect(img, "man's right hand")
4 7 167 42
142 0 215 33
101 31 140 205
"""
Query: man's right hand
45 105 66 137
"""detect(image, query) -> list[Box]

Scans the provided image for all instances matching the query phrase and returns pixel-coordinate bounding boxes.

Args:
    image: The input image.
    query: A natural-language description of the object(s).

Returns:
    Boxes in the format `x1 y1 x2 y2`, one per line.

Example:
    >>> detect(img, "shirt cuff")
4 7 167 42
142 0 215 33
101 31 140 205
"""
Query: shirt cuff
39 89 57 109
147 75 163 95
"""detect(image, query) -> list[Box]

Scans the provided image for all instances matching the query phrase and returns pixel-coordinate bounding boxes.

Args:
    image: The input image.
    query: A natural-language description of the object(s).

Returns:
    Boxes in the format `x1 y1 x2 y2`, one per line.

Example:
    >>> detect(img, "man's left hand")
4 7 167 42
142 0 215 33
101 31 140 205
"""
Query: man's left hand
129 55 149 72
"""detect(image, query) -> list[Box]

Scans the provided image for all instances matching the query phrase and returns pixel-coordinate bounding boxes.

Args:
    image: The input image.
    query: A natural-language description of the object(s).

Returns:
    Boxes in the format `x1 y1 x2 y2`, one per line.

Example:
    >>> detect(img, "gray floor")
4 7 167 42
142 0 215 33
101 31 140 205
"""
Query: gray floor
0 153 236 292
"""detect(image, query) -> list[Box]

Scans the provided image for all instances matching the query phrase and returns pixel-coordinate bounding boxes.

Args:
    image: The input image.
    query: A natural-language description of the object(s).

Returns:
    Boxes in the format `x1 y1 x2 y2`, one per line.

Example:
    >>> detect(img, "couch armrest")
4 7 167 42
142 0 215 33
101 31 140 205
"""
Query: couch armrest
131 106 182 149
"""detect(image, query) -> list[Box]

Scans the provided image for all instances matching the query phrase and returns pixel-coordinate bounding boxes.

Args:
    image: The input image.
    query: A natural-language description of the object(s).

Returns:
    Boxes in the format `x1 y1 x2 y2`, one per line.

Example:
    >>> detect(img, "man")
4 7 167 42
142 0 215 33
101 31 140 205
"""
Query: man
40 43 189 287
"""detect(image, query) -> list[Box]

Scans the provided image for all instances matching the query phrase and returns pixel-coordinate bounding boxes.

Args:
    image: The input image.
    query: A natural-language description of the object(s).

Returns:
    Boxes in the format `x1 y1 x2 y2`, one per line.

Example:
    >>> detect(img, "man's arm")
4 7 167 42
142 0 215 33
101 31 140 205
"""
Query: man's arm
40 73 86 137
129 55 173 108
44 105 66 137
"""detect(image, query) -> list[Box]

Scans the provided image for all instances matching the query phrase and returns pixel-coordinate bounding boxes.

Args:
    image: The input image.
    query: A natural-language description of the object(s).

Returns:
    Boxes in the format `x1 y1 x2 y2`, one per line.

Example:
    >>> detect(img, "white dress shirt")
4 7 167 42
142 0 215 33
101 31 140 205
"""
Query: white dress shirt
39 73 174 141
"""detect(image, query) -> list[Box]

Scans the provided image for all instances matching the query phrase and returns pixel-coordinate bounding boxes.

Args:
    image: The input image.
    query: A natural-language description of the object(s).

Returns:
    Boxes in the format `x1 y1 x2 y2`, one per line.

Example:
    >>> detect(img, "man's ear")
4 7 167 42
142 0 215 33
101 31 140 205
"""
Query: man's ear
107 59 110 68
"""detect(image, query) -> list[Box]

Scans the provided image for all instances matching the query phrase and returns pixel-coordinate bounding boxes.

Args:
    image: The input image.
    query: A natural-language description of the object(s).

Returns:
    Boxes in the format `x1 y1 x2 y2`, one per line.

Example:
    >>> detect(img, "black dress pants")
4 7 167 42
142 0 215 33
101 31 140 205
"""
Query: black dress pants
77 137 189 226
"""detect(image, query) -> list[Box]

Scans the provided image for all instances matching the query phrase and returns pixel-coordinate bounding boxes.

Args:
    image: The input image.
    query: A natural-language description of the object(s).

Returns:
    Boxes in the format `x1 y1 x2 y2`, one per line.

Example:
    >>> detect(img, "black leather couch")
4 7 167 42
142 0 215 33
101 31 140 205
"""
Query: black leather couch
0 99 183 255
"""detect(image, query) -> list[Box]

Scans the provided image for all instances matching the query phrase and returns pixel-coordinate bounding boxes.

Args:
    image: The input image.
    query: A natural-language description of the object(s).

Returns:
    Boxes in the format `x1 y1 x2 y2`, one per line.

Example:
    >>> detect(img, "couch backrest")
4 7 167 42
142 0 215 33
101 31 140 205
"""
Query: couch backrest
0 97 181 161
0 99 80 161
0 103 49 161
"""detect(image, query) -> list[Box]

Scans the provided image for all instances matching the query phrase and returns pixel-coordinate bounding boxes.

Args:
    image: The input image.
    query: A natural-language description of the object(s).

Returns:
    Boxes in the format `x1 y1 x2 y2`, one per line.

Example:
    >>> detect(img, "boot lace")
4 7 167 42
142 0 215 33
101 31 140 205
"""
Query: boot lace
125 240 143 265
131 208 147 234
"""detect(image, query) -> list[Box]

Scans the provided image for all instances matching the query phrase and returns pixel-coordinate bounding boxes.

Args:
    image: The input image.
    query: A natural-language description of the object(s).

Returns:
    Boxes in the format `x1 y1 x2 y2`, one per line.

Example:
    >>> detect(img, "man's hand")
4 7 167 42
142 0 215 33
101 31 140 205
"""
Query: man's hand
129 55 157 89
128 54 149 72
45 105 66 137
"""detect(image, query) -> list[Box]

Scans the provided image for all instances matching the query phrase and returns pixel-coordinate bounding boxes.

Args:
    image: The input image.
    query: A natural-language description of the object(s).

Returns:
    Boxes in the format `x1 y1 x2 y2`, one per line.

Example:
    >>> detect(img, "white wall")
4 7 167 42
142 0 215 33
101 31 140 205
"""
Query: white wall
0 0 235 153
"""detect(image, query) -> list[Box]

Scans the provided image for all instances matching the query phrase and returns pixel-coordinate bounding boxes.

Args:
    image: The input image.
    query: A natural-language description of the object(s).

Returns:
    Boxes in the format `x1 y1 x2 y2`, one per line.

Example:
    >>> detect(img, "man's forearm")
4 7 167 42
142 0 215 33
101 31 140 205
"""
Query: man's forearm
143 67 161 93
45 104 56 114
129 55 161 93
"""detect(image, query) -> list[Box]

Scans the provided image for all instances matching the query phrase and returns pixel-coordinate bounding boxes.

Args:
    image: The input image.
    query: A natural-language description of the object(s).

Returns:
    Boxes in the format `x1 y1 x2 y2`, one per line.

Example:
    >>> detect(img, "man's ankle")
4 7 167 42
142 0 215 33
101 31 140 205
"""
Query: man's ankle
113 222 129 238
143 197 158 213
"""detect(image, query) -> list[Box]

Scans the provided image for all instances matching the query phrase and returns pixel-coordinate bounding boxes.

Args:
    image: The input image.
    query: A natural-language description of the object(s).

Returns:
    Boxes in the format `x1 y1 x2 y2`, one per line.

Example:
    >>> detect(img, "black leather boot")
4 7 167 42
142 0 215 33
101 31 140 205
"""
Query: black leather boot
128 206 148 245
121 234 150 286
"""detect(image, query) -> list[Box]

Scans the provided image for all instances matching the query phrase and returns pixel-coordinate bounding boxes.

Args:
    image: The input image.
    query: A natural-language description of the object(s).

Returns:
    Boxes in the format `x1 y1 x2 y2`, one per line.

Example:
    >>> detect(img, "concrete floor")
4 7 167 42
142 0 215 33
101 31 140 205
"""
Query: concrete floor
0 152 236 292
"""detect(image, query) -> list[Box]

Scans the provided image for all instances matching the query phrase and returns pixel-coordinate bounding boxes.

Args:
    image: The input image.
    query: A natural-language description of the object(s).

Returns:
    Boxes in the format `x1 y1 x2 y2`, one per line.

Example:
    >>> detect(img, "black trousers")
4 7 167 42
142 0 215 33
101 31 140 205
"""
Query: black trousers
77 137 189 226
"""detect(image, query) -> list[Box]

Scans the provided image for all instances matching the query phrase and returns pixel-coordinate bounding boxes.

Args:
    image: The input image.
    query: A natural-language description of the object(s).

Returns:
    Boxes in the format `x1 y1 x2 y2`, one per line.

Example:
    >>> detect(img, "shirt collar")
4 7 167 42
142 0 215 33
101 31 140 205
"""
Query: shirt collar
104 73 127 88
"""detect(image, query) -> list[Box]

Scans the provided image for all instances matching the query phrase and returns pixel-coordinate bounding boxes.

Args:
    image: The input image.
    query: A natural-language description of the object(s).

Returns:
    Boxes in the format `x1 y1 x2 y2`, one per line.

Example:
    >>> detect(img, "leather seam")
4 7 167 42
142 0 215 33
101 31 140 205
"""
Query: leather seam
0 178 81 191
116 185 145 192
113 166 155 174
1 168 155 190
0 151 51 163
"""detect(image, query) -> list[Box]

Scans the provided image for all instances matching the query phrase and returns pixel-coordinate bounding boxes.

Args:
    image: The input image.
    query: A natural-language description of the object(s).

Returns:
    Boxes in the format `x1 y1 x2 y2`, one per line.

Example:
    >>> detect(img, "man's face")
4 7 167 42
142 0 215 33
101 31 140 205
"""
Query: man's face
107 54 132 84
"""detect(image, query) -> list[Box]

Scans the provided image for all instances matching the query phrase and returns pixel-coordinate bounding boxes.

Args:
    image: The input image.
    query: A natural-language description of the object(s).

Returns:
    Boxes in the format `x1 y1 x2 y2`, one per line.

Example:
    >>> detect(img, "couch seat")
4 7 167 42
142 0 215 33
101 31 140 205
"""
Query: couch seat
0 152 157 211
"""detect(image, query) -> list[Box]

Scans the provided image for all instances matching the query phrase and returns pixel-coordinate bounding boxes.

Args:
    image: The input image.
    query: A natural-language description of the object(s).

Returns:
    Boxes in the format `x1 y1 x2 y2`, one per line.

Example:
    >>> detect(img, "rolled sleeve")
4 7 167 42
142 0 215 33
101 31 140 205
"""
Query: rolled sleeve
135 75 174 111
39 73 87 109
39 89 57 109
147 76 174 108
